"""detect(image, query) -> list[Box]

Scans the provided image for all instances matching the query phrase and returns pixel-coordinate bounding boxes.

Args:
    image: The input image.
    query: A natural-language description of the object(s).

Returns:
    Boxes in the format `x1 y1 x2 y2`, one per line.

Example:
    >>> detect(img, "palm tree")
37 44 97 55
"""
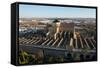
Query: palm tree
53 19 60 23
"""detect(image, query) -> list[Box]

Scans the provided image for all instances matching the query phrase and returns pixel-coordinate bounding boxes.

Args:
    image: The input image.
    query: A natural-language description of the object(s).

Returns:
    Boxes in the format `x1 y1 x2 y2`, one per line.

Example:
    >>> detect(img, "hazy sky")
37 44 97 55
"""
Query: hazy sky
19 4 96 18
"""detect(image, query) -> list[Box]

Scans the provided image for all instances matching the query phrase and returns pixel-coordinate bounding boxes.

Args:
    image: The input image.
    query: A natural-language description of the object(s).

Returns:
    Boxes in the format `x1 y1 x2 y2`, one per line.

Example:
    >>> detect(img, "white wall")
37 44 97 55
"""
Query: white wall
0 0 99 68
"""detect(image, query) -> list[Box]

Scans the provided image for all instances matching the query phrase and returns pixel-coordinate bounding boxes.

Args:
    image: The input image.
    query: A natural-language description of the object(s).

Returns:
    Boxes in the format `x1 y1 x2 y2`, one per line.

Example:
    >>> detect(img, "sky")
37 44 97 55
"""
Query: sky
19 4 96 18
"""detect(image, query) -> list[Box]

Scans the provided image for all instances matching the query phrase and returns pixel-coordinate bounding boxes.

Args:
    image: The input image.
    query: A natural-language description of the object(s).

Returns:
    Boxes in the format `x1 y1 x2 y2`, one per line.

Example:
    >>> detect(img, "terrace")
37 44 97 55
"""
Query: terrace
19 31 96 52
18 21 96 64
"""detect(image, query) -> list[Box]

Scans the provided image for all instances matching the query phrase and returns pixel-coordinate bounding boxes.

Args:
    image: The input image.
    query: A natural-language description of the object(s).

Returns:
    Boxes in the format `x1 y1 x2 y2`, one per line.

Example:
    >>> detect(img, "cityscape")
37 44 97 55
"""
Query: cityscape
18 4 97 65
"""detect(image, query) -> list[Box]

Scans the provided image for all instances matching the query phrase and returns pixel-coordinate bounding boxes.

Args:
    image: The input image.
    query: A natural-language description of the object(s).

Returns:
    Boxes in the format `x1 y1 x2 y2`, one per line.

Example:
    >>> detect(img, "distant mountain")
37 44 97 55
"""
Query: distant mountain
19 17 96 24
